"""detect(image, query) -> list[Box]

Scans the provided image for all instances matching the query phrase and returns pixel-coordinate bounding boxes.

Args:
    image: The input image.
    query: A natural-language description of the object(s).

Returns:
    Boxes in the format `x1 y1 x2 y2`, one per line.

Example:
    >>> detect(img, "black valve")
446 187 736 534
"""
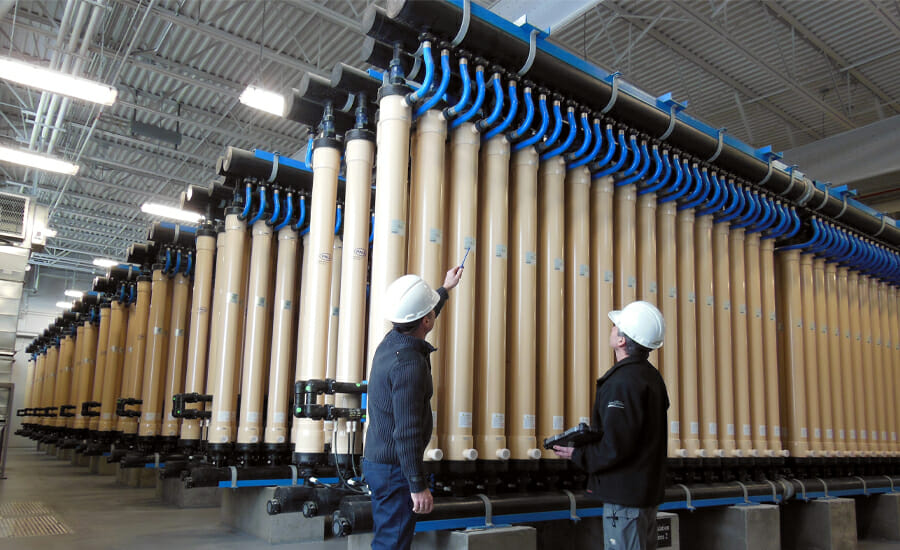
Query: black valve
16 409 26 417
81 401 101 417
115 398 142 418
172 392 212 420
59 405 76 418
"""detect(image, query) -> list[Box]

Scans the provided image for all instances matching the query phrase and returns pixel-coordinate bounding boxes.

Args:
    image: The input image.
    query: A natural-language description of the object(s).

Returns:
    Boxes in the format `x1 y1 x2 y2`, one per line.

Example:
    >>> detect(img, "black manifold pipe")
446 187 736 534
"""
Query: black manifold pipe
377 0 900 248
182 465 304 488
220 146 314 194
285 90 356 134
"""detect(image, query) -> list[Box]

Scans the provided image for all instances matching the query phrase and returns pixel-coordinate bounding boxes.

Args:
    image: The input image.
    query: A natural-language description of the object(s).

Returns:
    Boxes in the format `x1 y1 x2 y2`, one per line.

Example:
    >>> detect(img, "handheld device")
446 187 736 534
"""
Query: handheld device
542 423 603 449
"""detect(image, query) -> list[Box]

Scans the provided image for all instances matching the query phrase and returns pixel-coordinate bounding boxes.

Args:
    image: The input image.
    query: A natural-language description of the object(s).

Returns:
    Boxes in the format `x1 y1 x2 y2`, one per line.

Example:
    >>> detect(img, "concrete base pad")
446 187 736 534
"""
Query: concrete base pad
36 442 44 452
116 466 157 488
58 448 74 460
857 493 900 541
347 532 440 549
347 527 534 550
45 444 56 455
678 504 778 550
782 498 857 550
221 486 326 544
89 456 118 475
158 477 221 508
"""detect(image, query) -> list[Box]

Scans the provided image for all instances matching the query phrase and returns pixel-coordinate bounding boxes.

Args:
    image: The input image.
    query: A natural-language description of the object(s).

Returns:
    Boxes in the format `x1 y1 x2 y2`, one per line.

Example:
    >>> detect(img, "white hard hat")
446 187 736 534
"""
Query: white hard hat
608 301 665 350
384 274 440 323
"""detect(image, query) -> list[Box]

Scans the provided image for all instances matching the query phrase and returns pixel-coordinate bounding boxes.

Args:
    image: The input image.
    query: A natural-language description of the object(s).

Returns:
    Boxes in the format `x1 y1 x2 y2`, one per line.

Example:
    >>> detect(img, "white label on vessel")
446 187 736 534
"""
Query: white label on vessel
248 412 259 423
523 414 536 430
580 417 590 425
274 412 285 423
826 429 834 439
726 424 735 436
671 421 680 435
256 297 266 307
850 429 857 439
708 422 717 435
228 292 239 304
743 424 751 437
554 258 564 271
861 430 868 440
627 276 636 288
774 426 781 437
722 300 731 311
579 264 590 277
759 425 766 437
429 228 442 244
458 412 472 428
218 411 232 423
144 412 157 421
491 413 505 429
553 416 564 431
432 411 437 425
153 326 165 335
102 413 111 420
390 219 405 235
872 430 879 441
464 236 476 249
690 422 699 435
496 244 507 259
282 300 292 310
525 251 537 265
604 270 614 283
800 427 808 438
174 328 185 337
688 292 696 303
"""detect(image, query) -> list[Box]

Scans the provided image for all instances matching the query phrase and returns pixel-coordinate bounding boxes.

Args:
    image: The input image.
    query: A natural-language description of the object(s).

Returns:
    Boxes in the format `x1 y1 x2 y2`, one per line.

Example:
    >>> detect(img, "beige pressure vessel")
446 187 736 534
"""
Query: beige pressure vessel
292 232 313 448
333 133 375 457
813 257 835 454
98 300 127 433
777 249 810 456
889 286 900 453
826 262 846 453
878 281 896 453
264 225 300 449
837 265 858 453
67 326 86 430
203 229 229 439
366 89 412 369
181 231 216 443
475 134 511 461
207 212 248 446
73 319 98 431
324 234 343 442
760 238 784 454
637 187 659 375
538 156 566 459
507 146 541 461
30 352 44 419
35 350 49 426
236 220 275 447
744 230 765 455
714 222 737 456
565 165 592 430
161 272 191 439
443 121 479 461
848 271 868 453
614 173 637 307
138 269 171 438
407 109 446 459
89 304 111 432
23 357 35 418
695 212 721 456
677 208 701 456
799 253 823 454
53 335 75 429
295 143 341 456
870 278 888 455
44 343 60 428
118 280 150 435
592 172 616 381
657 195 682 456
859 275 877 453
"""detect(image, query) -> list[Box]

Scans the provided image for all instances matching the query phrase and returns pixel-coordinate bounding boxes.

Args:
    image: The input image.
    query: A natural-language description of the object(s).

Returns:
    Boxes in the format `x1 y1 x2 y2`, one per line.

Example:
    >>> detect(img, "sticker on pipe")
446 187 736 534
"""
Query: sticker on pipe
523 414 536 430
491 413 505 430
458 412 472 428
353 248 367 259
274 413 285 424
553 416 564 431
429 228 442 244
390 220 406 236
525 251 537 265
495 244 507 259
318 253 332 264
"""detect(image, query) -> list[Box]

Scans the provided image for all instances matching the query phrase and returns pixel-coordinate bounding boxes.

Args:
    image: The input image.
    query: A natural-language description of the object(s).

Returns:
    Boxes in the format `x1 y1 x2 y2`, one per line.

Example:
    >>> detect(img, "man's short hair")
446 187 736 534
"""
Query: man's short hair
393 317 424 334
618 328 651 360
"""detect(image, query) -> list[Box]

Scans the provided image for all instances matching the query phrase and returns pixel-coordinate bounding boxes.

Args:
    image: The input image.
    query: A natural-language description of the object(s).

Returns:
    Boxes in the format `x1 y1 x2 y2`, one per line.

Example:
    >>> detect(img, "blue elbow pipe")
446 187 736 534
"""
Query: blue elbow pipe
275 193 294 231
185 251 193 276
507 87 534 141
267 189 281 226
445 58 472 119
779 218 822 251
452 67 486 128
514 94 549 151
658 158 690 204
679 165 707 210
369 214 375 243
484 81 519 140
129 284 135 304
249 186 267 225
714 182 742 223
240 183 252 220
809 222 835 255
406 42 434 105
565 113 592 162
616 135 641 179
538 101 564 152
732 190 763 229
173 250 182 275
164 249 172 274
617 141 651 187
541 107 578 160
697 171 725 216
416 49 451 117
747 196 775 233
569 119 603 169
586 125 617 173
761 203 789 239
334 205 343 235
293 196 307 231
592 131 628 179
637 147 666 195
304 137 314 168
476 74 504 132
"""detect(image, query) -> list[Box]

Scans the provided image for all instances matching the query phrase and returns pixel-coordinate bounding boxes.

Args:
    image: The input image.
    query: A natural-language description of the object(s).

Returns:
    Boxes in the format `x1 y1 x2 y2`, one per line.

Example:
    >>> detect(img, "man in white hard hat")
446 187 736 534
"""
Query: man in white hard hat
363 266 463 550
554 300 669 550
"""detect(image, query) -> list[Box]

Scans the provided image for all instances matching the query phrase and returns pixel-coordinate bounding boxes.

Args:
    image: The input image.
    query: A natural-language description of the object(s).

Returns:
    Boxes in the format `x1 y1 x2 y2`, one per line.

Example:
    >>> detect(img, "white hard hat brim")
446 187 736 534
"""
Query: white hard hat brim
608 310 621 326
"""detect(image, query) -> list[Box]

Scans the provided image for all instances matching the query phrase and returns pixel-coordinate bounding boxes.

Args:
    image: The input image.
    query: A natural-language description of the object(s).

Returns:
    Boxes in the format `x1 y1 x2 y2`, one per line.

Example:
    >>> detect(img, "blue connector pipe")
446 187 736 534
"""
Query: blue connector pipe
592 131 629 179
808 222 836 256
714 181 743 224
406 41 434 105
747 196 777 233
565 113 592 162
569 119 603 169
293 195 307 231
445 58 472 119
615 135 641 179
476 74 504 132
369 214 375 243
778 217 822 251
416 49 452 117
732 190 764 229
240 183 253 220
268 189 281 226
616 141 651 187
679 165 708 211
334 205 343 235
761 203 789 239
304 137 314 168
538 101 564 152
697 171 726 216
585 125 617 173
452 67 486 128
514 94 549 151
484 81 519 140
173 250 182 275
248 186 267 225
507 87 534 141
658 158 691 204
274 193 294 231
185 251 193 276
164 248 172 273
637 147 667 195
541 107 578 160
129 284 135 303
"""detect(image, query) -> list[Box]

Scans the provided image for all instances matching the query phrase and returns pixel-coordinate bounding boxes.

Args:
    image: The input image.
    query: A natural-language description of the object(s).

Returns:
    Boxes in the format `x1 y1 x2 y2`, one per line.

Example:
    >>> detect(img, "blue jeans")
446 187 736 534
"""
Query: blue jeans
363 458 416 550
603 502 658 550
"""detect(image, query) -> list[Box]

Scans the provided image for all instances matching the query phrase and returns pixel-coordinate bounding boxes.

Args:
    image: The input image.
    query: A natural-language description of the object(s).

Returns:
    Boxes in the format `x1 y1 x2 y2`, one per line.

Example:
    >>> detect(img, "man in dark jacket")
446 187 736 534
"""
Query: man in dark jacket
363 266 463 550
554 300 668 550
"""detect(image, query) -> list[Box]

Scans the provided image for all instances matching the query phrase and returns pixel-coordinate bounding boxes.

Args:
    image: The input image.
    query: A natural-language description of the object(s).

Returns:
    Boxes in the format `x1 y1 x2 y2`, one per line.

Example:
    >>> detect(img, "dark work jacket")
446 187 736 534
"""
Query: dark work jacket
364 287 448 493
571 355 669 507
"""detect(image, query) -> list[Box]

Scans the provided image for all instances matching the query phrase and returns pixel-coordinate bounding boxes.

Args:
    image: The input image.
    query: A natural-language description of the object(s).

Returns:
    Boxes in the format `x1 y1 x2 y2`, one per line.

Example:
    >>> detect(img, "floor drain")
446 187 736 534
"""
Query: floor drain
0 502 71 538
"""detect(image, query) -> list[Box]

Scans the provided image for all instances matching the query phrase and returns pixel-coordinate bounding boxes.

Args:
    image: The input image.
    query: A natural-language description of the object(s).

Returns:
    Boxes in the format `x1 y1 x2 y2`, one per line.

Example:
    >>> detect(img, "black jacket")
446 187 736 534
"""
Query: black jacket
571 355 669 507
364 287 448 493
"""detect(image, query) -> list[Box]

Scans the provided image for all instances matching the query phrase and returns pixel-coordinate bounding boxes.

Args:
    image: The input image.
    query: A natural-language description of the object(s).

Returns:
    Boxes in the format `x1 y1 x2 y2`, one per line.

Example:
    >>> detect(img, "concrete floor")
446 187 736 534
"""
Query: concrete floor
2 444 900 549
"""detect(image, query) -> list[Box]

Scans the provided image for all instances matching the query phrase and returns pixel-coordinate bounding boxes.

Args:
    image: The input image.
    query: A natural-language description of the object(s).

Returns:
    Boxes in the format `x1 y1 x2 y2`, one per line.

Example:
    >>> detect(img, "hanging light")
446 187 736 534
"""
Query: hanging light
141 202 202 223
92 258 118 268
64 289 84 298
0 56 118 105
239 85 285 116
0 145 79 175
55 301 74 309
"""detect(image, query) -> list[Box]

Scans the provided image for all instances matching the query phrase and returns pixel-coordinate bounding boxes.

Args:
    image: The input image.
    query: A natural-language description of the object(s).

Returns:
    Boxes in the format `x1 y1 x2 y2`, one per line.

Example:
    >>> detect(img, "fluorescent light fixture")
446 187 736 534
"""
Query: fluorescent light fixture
55 301 74 309
0 145 79 175
0 57 118 105
239 85 285 116
45 228 57 238
64 289 84 298
141 202 202 223
92 258 118 268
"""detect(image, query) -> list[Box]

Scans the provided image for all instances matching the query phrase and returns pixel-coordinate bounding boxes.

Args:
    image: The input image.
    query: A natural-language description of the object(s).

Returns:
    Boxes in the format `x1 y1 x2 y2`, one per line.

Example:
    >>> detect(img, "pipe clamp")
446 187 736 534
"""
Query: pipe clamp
854 476 869 496
795 478 809 501
815 477 831 499
797 178 817 207
675 483 695 511
290 465 298 486
517 29 540 76
874 215 887 237
475 493 494 527
268 153 280 183
562 489 580 522
154 453 160 469
813 184 831 211
735 481 750 504
601 73 622 114
883 475 896 493
451 0 472 47
706 128 726 163
779 166 798 198
230 466 239 489
836 194 849 220
765 480 780 503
